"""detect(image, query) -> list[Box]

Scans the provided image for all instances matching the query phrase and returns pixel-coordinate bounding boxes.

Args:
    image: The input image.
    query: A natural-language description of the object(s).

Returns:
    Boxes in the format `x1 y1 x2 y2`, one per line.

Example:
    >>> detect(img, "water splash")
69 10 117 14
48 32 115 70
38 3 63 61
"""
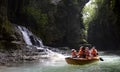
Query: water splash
39 49 66 67
45 49 65 61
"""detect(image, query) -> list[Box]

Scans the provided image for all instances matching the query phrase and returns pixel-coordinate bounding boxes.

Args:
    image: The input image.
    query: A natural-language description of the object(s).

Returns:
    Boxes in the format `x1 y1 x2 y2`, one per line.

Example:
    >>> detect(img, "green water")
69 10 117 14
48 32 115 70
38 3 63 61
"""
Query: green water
0 52 120 72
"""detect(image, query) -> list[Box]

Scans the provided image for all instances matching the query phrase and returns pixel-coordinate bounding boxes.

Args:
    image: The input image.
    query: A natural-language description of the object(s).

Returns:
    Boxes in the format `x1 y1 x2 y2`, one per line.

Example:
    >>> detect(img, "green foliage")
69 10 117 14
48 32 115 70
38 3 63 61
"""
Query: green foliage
23 6 49 42
23 6 64 45
24 6 48 28
82 0 105 36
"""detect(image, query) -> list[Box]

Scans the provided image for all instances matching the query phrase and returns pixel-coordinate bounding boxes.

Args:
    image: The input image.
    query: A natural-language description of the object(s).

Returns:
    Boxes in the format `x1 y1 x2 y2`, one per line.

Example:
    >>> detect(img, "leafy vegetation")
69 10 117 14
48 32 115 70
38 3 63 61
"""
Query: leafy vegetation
82 0 106 38
24 7 48 28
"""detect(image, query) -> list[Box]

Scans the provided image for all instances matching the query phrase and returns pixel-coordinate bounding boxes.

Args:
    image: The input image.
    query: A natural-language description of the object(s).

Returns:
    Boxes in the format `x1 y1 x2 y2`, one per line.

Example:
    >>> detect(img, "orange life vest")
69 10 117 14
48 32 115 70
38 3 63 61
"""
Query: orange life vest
91 49 97 56
78 50 83 55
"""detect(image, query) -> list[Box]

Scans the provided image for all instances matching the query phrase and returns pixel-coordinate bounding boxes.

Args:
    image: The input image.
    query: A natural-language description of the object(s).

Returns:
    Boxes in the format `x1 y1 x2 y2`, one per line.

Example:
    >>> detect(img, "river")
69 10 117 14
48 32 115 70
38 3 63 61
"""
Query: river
0 51 120 72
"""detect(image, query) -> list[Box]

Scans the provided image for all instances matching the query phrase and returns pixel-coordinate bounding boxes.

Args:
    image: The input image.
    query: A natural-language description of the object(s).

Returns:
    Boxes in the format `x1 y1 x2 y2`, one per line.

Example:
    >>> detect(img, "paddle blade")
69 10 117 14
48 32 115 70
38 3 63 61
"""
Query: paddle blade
99 57 104 61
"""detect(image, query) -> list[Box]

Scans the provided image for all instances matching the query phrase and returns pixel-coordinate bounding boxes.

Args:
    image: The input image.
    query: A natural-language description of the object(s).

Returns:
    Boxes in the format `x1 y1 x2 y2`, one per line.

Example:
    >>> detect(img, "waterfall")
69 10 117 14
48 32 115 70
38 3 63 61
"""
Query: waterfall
18 25 65 61
18 26 32 45
18 26 44 48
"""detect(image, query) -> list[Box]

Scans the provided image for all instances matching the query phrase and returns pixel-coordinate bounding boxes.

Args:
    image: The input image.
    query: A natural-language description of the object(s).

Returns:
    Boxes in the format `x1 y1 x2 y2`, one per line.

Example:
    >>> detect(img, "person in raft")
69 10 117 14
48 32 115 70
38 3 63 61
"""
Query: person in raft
90 46 98 57
85 47 90 59
78 46 86 58
71 49 77 58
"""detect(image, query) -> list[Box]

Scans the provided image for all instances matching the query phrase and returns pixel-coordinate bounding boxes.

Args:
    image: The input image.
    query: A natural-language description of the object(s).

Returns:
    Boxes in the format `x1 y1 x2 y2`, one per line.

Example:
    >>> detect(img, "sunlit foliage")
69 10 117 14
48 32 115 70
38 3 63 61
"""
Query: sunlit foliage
82 0 104 34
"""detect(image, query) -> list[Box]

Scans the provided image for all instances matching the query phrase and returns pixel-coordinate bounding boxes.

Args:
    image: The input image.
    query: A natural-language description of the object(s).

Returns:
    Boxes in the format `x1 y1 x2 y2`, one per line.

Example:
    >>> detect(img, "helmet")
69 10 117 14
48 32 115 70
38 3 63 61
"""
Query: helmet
71 49 75 52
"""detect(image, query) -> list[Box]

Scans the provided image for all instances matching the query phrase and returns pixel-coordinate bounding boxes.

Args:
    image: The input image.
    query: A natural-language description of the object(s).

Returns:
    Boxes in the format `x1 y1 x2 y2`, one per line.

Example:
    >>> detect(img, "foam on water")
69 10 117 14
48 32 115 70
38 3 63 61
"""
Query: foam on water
0 51 120 72
45 49 65 61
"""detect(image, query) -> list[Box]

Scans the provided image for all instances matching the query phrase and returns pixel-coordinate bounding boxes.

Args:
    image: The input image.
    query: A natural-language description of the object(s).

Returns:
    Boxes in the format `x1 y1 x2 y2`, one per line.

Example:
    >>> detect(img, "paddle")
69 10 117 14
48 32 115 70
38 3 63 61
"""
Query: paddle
99 57 104 61
97 53 104 61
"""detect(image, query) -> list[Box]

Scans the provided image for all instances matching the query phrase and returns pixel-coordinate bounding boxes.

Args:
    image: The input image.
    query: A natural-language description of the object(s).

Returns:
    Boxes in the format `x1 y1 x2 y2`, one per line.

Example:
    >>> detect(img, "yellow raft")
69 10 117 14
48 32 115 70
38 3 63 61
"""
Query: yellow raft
65 57 99 65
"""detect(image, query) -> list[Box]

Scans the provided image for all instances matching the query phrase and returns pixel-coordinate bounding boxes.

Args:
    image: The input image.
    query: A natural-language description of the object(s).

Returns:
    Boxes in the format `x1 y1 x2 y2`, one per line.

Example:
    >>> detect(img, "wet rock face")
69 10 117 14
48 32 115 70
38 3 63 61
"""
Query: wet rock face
0 0 21 50
0 25 25 50
0 46 45 66
29 35 41 47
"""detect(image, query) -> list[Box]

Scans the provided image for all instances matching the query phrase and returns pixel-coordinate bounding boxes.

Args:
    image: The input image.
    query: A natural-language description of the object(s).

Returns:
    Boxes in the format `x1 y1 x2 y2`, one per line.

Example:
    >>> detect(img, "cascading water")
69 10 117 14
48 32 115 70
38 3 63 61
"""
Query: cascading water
17 25 65 61
18 26 33 46
18 26 44 48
